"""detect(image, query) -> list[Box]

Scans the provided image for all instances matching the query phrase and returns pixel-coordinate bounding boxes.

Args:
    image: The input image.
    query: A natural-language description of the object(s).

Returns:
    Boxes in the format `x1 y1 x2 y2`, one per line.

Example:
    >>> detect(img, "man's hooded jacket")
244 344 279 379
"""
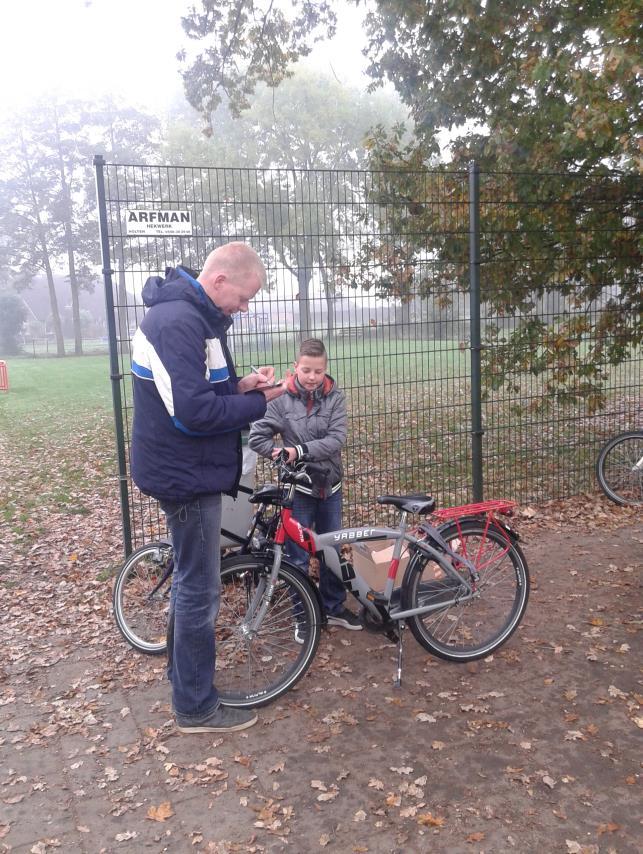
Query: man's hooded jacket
130 266 266 502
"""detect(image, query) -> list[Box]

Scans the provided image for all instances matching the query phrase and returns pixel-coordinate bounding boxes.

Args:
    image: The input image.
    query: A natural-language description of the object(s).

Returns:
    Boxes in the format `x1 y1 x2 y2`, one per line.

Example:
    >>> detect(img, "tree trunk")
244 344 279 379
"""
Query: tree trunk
320 266 335 339
117 265 131 356
42 249 65 357
21 128 65 356
394 299 412 340
54 110 83 355
296 267 313 340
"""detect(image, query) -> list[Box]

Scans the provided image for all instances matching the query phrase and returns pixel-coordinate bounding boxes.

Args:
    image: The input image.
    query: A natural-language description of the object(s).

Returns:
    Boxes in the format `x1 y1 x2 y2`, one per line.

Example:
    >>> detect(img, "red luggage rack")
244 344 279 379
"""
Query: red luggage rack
432 499 517 522
429 499 518 562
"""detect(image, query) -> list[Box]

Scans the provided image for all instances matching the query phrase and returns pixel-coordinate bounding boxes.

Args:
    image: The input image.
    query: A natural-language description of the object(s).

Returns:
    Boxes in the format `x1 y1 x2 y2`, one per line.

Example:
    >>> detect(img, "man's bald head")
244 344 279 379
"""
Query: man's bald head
198 242 266 315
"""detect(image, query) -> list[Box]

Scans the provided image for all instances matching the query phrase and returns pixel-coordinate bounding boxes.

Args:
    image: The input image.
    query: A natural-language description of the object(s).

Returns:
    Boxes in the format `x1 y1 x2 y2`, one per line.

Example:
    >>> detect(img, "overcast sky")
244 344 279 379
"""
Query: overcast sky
0 0 371 116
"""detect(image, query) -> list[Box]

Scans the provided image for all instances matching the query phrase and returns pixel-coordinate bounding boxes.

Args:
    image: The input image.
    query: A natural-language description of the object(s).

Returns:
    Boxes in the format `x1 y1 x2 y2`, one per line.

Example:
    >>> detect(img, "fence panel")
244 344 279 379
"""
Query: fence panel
94 158 642 553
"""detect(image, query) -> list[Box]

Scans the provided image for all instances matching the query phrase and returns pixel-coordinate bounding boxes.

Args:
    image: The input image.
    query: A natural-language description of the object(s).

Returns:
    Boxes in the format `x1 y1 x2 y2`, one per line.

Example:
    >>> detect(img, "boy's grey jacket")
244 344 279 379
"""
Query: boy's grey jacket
248 374 347 498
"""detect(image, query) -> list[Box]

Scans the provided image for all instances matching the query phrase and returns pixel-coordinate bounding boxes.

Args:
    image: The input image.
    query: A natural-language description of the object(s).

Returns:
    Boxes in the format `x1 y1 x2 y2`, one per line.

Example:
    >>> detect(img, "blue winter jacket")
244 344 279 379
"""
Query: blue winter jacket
130 265 267 502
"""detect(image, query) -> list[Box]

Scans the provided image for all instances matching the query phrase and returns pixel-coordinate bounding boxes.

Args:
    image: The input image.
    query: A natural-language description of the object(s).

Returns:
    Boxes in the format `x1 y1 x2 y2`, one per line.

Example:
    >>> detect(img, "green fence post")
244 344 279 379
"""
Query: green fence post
469 161 484 501
94 154 133 556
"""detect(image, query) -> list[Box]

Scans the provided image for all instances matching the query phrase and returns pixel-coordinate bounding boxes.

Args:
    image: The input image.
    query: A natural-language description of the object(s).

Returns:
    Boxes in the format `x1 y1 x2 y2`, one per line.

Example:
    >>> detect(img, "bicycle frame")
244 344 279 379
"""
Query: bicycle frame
268 505 485 623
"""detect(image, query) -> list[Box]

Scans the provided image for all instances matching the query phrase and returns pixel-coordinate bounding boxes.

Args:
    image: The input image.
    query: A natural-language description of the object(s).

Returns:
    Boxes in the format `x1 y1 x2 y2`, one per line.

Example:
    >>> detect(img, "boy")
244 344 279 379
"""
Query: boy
248 338 361 633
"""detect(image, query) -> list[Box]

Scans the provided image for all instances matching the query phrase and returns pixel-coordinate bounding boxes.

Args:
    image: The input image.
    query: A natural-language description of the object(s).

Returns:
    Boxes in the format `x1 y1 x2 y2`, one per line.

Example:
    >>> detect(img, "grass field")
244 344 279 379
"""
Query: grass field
1 352 640 542
0 356 115 528
0 355 111 437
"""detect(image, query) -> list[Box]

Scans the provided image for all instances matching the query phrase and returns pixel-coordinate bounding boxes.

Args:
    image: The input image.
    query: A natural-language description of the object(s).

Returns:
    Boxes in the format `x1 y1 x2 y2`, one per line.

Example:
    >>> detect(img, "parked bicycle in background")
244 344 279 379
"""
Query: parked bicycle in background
596 429 643 507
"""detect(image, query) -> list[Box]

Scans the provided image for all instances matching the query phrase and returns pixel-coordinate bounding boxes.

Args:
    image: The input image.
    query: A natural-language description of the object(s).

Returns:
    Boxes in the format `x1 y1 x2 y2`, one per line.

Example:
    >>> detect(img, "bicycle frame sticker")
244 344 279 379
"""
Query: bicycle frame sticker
279 508 317 553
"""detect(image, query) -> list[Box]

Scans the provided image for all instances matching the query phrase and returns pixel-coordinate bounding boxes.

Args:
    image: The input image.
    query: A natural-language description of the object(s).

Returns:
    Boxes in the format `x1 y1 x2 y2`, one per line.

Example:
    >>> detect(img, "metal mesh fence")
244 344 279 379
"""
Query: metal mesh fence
94 159 642 551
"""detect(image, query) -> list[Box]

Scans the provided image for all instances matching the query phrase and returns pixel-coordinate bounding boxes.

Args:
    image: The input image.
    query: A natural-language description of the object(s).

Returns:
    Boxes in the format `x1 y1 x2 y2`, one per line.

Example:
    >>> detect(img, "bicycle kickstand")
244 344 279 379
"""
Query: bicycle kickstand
394 620 406 689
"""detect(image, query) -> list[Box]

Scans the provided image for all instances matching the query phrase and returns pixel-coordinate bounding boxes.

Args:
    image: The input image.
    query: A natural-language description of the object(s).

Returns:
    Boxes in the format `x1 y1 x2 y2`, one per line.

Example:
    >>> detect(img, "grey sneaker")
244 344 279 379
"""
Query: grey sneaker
327 608 363 631
176 704 258 733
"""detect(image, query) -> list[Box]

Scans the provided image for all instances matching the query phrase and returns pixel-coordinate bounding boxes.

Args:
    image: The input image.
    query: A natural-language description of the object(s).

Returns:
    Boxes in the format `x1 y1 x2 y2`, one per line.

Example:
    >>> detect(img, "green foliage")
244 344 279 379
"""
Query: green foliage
178 1 640 171
178 0 337 120
0 292 27 355
363 0 641 172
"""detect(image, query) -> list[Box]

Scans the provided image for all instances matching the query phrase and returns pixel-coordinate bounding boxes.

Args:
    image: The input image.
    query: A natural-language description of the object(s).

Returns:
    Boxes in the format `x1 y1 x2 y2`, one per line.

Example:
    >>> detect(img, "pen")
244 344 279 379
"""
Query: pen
249 365 282 388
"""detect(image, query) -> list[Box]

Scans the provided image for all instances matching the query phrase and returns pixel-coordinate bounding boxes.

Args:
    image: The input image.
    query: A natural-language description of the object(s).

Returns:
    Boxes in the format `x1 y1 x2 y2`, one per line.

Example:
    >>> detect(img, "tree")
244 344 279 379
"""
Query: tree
0 116 67 356
164 69 408 338
0 98 160 357
178 1 641 172
0 292 27 355
175 1 641 407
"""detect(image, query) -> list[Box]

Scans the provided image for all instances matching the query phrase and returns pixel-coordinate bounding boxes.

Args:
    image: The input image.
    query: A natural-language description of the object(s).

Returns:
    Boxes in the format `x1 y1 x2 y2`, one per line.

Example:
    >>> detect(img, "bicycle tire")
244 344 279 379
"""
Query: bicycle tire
402 520 529 662
112 542 173 655
216 554 322 708
596 430 643 507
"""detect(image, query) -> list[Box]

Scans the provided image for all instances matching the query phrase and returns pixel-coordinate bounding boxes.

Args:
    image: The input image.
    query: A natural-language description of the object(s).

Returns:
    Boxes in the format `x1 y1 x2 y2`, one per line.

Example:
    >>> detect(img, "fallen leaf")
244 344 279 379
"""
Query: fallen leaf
317 789 339 802
353 810 367 822
597 822 619 835
417 812 446 827
467 831 485 842
400 805 418 818
608 685 627 699
564 730 586 741
146 801 174 822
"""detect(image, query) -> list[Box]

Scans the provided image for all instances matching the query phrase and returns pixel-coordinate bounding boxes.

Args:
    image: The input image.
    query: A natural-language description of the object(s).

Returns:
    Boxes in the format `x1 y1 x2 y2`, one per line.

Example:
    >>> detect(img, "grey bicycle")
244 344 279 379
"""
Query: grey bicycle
114 455 530 708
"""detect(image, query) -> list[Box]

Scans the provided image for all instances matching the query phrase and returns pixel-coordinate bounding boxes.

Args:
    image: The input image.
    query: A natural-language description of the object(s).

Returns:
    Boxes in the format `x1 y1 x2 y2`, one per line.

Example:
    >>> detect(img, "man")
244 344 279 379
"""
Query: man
130 242 284 733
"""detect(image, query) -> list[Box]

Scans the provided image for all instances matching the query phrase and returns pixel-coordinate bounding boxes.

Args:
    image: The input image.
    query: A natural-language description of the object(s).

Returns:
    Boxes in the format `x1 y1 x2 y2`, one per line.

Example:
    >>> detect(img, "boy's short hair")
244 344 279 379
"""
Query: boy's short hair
297 338 327 360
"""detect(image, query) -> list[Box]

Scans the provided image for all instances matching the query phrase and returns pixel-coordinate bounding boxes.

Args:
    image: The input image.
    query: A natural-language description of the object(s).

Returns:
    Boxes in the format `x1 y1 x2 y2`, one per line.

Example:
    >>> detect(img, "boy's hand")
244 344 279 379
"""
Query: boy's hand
271 446 297 463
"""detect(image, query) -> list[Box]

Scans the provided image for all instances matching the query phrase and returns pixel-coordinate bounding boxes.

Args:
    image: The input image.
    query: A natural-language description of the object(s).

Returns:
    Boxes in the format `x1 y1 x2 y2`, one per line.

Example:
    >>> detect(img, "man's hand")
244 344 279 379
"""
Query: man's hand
238 365 277 393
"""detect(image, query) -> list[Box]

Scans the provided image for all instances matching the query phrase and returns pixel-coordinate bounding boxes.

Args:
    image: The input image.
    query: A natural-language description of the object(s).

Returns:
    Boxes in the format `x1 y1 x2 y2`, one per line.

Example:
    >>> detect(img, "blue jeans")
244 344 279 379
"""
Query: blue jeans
287 490 345 617
160 494 222 719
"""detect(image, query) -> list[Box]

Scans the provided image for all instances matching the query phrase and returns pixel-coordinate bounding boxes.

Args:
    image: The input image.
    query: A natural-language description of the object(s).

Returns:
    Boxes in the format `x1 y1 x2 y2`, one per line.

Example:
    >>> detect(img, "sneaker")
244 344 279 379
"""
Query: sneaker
327 608 363 631
176 704 258 733
294 623 305 645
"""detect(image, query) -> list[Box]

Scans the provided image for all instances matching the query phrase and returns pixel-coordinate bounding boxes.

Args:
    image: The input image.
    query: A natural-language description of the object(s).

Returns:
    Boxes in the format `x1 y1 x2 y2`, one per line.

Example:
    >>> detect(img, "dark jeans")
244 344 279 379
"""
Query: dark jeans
287 490 345 616
160 494 222 719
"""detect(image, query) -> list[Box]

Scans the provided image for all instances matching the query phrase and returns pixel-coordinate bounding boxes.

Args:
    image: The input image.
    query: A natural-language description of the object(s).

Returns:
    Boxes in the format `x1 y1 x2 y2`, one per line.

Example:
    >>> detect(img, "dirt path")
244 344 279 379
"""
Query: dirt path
1 497 641 853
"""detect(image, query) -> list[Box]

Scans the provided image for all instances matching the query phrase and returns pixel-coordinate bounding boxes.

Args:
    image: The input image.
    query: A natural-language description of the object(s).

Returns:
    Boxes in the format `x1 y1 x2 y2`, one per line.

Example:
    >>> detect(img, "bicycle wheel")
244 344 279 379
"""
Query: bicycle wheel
216 554 321 708
402 519 529 662
112 542 173 655
596 430 643 506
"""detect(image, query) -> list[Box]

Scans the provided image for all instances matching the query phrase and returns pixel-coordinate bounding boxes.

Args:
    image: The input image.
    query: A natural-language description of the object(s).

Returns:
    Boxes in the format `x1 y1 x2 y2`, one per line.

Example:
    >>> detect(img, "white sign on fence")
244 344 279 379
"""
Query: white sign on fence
126 209 193 236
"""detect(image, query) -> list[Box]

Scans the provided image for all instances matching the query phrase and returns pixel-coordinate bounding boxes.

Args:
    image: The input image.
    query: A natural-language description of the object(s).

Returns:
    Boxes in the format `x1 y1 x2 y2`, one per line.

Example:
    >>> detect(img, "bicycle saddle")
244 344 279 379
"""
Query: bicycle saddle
377 494 436 515
249 484 283 504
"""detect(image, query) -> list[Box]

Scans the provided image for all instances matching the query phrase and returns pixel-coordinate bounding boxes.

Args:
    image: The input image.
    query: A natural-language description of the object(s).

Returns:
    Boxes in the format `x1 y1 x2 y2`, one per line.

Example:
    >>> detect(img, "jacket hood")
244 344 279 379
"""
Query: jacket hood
286 373 336 399
142 266 231 331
